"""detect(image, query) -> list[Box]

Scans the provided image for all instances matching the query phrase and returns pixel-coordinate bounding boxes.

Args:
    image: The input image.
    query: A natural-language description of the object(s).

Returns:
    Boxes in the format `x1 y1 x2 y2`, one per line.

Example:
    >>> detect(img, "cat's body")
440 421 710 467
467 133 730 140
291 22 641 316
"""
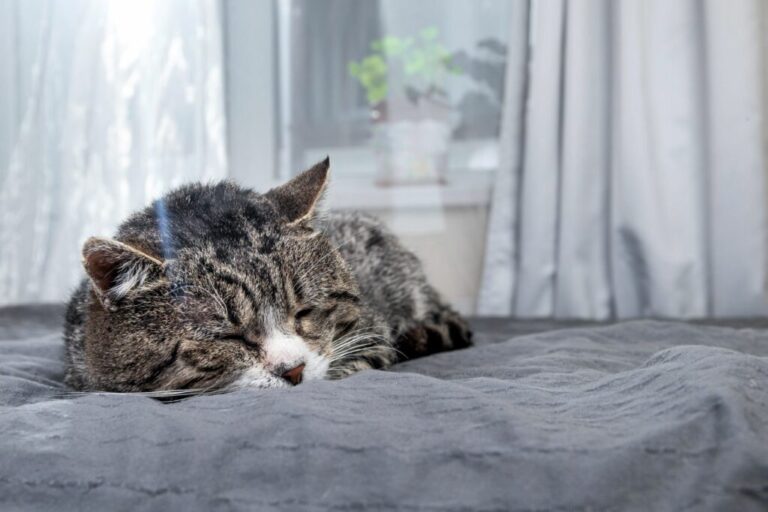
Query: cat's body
64 159 470 392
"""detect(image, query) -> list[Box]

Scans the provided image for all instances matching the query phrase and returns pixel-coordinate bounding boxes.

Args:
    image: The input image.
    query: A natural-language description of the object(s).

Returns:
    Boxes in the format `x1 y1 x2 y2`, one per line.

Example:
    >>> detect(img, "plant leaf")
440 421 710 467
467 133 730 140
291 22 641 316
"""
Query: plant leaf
420 26 439 40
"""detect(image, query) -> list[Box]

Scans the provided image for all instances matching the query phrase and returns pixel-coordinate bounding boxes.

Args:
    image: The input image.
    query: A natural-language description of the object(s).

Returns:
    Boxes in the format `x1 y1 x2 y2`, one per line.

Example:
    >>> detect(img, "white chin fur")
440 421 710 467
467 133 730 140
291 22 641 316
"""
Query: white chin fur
303 350 331 381
231 352 330 390
231 368 290 390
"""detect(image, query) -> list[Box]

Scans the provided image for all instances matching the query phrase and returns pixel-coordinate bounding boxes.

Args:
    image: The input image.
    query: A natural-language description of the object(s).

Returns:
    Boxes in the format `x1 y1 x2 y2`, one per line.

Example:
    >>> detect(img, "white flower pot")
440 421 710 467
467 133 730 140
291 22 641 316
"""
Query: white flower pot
372 119 451 185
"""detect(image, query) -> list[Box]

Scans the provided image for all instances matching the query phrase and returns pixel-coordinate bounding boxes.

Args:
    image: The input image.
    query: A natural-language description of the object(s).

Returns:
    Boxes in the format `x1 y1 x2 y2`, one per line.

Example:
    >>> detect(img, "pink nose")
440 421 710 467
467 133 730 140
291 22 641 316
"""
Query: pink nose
281 364 305 386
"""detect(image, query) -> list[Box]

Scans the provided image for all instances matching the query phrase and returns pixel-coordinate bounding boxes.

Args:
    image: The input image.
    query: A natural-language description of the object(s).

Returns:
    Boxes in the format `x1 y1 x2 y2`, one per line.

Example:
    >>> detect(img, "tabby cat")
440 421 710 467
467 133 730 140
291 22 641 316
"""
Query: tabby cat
64 158 471 393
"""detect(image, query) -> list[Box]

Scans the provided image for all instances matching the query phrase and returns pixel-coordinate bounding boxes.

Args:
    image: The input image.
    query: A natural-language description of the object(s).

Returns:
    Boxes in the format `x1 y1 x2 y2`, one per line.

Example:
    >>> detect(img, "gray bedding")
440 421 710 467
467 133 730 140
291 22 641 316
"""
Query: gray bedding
1 305 767 511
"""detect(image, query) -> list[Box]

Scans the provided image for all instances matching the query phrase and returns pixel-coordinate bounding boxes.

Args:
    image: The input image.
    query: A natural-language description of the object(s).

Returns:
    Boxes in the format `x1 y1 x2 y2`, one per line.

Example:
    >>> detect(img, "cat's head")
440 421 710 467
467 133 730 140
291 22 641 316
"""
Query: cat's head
78 158 364 393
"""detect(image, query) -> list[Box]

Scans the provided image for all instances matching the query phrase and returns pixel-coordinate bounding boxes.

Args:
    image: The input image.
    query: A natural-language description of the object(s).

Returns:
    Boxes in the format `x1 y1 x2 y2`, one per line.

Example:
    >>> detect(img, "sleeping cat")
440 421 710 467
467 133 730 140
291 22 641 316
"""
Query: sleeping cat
64 158 471 392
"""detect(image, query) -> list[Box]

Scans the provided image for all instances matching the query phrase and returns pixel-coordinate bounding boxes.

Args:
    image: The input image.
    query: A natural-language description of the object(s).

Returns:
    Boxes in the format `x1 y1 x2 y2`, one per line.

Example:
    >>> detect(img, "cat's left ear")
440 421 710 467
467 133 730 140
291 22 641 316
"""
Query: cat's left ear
82 237 164 305
265 157 329 224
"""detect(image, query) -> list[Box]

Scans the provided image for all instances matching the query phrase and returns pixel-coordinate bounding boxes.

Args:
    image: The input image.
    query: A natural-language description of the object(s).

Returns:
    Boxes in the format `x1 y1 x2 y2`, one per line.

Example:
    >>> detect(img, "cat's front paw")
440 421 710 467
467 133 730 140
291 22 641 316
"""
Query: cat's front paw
326 341 398 380
396 310 473 360
326 358 376 380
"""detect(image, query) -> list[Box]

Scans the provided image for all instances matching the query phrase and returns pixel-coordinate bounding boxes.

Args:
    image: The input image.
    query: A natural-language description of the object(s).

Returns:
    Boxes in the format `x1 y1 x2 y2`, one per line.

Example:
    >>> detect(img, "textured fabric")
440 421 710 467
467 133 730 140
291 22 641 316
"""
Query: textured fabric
1 305 768 511
0 0 227 305
479 0 768 319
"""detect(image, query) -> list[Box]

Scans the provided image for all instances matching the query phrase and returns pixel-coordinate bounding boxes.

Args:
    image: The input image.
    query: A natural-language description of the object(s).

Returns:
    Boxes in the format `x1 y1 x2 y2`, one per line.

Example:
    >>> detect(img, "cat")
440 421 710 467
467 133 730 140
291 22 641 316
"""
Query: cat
64 158 472 393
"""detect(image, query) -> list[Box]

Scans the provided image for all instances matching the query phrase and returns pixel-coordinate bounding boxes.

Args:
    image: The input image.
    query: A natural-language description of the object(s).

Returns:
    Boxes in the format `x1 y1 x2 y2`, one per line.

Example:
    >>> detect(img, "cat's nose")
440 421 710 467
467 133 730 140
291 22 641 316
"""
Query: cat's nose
281 363 305 386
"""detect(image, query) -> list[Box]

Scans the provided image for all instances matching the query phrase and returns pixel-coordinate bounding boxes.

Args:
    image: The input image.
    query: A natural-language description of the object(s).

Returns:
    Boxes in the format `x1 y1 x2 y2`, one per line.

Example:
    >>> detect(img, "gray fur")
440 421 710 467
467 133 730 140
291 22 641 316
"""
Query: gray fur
64 158 471 392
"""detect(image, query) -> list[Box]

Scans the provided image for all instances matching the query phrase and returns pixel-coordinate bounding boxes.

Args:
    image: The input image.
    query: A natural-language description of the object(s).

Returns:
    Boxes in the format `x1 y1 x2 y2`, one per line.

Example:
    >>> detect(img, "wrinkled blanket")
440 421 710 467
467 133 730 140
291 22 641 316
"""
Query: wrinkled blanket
1 305 767 511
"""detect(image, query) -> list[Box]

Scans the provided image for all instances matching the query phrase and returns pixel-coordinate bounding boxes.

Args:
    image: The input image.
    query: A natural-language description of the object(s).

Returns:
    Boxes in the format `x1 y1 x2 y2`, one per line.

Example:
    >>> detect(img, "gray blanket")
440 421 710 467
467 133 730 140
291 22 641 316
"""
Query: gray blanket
1 305 767 511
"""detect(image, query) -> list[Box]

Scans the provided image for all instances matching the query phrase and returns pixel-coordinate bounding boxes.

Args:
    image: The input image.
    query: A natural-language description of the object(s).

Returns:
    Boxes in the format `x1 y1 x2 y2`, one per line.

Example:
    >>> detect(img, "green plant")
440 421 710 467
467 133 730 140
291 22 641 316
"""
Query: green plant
348 27 462 107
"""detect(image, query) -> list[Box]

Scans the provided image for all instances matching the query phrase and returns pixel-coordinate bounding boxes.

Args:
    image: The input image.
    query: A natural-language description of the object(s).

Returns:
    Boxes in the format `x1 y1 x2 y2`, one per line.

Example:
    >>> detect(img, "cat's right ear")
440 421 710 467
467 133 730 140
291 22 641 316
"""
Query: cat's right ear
82 237 163 306
265 157 330 224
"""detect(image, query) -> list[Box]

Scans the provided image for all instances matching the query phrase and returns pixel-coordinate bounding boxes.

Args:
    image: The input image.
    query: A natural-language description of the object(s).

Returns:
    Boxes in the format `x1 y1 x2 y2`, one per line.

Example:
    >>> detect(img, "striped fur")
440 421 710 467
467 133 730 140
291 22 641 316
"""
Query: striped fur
64 159 471 392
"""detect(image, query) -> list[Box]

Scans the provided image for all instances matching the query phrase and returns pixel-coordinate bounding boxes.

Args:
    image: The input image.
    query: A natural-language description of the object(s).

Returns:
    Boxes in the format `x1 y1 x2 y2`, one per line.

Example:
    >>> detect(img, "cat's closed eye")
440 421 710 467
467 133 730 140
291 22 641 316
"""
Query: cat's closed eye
217 334 259 350
335 320 357 338
294 307 324 340
295 308 315 320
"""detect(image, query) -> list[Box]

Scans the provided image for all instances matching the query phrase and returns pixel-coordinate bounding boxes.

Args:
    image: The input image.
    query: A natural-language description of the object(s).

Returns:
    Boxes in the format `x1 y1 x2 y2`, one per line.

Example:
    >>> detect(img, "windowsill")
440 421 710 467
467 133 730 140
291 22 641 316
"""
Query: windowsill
259 171 494 211
324 171 494 211
296 138 499 211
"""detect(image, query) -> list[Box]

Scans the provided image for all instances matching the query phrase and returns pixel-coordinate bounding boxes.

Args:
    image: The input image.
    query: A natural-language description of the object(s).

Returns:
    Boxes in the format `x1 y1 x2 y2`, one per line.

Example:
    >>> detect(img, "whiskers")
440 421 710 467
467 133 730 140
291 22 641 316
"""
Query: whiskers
54 383 232 403
326 328 400 379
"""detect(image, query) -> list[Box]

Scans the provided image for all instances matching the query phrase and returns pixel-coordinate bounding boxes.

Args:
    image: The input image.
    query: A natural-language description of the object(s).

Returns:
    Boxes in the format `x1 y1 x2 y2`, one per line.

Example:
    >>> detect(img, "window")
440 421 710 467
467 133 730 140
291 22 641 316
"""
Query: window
276 0 511 181
223 0 515 313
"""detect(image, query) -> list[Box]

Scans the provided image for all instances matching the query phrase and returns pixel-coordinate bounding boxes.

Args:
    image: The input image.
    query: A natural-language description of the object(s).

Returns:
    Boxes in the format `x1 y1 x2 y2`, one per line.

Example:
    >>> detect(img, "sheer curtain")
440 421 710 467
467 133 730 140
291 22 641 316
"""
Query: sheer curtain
480 0 768 318
0 0 227 305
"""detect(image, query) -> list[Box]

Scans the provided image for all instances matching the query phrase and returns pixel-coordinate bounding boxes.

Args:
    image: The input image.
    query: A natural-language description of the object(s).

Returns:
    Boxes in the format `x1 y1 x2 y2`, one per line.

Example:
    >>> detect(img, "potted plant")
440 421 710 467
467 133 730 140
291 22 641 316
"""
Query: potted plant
348 27 462 185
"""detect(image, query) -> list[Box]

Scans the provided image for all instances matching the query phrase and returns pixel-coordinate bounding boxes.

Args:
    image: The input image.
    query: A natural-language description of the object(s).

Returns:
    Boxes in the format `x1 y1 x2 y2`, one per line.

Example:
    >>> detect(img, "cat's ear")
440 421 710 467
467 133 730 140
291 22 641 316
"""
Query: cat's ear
265 157 329 224
82 237 163 304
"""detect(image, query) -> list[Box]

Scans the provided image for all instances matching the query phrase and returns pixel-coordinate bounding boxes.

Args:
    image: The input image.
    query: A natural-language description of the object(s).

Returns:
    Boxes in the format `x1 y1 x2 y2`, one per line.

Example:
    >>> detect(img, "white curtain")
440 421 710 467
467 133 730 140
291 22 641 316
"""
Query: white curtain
0 0 227 305
479 0 768 318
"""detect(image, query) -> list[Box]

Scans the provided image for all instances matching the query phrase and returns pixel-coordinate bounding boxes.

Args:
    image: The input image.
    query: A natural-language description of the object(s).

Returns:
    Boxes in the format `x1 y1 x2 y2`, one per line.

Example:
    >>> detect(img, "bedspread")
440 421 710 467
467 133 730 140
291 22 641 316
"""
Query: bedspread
1 305 767 511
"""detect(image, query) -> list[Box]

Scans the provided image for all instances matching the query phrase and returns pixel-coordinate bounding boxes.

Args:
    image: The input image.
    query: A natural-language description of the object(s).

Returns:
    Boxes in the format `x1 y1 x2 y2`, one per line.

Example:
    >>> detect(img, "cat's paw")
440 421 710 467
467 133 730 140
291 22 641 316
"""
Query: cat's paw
326 340 398 379
444 312 473 349
397 310 473 360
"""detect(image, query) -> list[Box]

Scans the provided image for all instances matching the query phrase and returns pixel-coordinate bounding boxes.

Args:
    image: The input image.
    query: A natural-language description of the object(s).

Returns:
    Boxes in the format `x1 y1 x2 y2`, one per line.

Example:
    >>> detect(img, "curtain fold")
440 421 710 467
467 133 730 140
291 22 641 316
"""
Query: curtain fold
0 0 227 305
476 0 531 315
480 0 768 318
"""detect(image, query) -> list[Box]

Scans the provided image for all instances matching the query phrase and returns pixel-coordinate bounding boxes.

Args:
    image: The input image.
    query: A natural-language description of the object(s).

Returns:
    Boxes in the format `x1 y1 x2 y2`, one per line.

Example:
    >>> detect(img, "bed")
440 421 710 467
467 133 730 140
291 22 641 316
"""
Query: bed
1 304 767 511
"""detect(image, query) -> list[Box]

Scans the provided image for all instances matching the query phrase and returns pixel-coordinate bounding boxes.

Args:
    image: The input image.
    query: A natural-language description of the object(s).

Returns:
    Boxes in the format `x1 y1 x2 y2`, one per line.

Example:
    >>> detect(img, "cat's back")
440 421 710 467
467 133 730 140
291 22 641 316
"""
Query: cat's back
320 211 410 267
320 211 431 322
